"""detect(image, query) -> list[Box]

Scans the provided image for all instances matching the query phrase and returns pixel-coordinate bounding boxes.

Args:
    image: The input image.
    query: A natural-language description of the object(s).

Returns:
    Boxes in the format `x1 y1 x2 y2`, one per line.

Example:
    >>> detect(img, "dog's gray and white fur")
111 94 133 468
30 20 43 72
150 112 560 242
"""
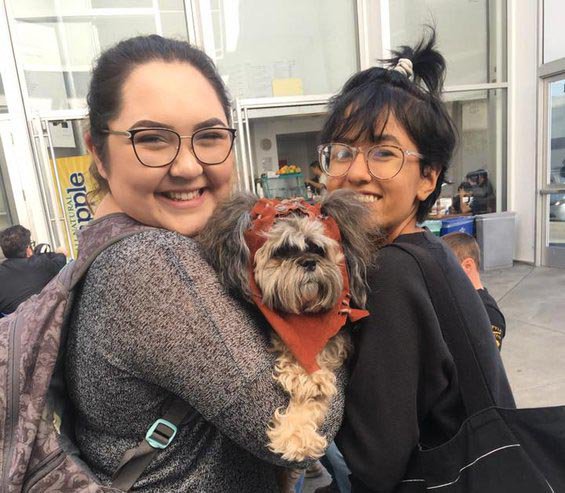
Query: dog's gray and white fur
199 190 378 465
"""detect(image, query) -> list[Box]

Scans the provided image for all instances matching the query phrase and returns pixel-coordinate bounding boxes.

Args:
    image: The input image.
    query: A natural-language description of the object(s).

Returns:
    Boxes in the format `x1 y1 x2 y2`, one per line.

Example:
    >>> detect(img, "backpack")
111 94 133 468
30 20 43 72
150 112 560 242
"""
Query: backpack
0 218 191 492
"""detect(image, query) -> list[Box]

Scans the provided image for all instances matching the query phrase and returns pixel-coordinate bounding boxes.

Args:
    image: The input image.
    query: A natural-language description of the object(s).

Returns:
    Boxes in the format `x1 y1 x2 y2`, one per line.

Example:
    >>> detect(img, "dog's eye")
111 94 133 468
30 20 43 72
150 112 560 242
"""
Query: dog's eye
306 241 325 256
275 244 301 258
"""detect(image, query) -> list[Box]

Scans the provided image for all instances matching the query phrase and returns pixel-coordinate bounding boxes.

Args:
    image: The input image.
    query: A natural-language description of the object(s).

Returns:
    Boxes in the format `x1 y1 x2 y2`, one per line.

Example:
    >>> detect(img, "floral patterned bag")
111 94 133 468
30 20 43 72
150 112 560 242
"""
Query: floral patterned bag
0 216 190 492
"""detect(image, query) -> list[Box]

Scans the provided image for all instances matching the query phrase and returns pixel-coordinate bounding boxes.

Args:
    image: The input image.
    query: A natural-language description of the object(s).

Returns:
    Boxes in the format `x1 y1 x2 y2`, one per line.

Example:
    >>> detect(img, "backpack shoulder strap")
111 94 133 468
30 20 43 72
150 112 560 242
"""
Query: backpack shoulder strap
70 229 156 290
110 397 194 491
387 242 495 416
66 226 194 491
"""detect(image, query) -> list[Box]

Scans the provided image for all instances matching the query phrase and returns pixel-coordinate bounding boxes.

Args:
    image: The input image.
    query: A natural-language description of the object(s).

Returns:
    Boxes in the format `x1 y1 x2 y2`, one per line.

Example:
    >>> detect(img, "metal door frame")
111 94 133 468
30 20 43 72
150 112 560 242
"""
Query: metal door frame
0 115 19 227
30 110 89 258
538 68 565 267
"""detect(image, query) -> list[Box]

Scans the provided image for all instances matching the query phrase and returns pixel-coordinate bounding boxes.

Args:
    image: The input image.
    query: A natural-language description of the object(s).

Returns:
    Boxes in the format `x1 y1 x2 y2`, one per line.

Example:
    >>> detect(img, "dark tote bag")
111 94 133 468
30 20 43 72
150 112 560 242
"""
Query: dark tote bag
390 243 565 493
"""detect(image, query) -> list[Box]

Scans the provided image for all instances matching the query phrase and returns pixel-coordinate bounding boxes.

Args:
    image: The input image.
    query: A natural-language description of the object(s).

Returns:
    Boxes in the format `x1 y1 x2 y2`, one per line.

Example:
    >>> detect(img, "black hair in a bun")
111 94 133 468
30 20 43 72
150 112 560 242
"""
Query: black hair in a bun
320 27 457 223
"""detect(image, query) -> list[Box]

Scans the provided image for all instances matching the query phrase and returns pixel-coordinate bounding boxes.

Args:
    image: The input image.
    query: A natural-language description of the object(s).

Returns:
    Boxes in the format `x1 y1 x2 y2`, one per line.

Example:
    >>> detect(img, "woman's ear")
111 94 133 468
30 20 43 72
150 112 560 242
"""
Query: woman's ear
84 131 108 180
417 165 440 201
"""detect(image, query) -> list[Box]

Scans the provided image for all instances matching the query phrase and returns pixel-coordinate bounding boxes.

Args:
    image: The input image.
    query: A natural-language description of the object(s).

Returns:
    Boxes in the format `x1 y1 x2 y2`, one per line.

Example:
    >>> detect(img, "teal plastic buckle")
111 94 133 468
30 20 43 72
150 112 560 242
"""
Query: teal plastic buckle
145 419 178 450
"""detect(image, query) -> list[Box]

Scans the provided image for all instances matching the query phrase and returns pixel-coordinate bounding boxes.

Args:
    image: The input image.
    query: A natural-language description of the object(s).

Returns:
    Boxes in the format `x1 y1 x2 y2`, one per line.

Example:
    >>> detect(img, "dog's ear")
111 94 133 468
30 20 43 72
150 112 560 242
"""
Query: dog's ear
198 193 257 301
320 190 384 308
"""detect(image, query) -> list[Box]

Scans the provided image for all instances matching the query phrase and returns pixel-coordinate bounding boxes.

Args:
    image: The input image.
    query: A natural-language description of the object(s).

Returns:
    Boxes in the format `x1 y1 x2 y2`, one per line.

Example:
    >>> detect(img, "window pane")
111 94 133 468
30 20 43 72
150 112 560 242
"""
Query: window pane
549 79 565 185
237 107 327 197
8 0 188 112
389 0 507 86
0 75 7 114
439 89 507 214
254 116 324 200
91 0 152 7
549 194 565 246
198 0 359 99
543 0 565 64
548 79 565 246
0 131 15 230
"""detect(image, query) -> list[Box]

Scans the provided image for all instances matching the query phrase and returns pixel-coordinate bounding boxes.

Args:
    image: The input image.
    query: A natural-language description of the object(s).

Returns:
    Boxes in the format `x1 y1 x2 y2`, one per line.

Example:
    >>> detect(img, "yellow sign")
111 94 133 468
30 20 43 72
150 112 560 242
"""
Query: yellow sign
50 155 95 258
272 78 304 97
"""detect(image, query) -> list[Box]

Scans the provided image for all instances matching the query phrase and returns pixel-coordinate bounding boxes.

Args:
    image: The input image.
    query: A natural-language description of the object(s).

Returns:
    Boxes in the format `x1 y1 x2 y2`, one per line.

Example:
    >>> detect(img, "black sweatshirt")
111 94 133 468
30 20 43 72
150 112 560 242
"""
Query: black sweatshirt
336 231 515 493
0 252 66 314
477 287 506 349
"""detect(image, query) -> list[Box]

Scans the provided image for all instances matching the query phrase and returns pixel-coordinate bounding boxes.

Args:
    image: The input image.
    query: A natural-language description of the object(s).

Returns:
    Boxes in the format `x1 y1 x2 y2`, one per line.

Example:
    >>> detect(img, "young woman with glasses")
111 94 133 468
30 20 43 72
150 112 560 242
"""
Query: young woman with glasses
318 31 515 492
65 35 343 492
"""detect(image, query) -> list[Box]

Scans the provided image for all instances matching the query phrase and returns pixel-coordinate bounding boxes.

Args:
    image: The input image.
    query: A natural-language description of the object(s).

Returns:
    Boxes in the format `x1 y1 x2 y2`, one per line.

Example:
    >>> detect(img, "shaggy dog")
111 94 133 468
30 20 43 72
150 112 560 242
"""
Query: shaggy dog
199 190 377 465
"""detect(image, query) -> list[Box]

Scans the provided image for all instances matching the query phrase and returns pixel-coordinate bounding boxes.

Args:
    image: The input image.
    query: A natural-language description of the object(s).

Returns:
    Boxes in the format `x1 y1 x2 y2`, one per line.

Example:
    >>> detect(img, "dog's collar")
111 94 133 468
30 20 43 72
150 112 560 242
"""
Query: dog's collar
244 198 369 373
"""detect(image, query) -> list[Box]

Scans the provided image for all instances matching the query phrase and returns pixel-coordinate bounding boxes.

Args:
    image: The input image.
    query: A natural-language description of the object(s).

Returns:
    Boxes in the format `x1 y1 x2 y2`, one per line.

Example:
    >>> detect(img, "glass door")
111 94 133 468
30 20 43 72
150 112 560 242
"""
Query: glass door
32 113 92 258
541 76 565 267
233 97 330 197
0 118 17 231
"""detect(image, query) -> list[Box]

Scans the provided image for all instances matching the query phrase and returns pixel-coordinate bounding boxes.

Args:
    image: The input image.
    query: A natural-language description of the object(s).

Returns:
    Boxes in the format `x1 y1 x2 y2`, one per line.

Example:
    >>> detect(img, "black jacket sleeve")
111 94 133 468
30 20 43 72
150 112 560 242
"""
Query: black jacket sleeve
337 247 456 492
36 252 66 275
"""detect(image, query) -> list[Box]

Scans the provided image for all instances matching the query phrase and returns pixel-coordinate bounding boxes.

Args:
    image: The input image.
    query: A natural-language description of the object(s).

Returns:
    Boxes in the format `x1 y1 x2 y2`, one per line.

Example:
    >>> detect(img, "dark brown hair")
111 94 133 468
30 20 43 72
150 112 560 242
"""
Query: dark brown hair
87 35 231 203
0 225 31 258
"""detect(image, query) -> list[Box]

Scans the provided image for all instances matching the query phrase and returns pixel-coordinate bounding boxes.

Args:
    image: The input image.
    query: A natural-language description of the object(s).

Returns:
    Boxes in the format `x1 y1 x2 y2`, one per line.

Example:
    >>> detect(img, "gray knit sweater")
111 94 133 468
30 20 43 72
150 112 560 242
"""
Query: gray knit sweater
65 214 345 492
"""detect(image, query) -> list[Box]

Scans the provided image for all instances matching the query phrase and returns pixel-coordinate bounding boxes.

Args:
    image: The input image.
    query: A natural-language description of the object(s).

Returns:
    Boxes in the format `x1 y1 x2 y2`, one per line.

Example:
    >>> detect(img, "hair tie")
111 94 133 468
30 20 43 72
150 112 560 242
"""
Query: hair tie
391 58 414 81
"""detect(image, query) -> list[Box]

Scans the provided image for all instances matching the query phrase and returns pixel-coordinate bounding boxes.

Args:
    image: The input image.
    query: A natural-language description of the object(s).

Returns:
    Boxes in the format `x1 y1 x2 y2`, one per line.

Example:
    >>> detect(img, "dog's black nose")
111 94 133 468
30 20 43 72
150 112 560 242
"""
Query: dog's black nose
301 259 317 271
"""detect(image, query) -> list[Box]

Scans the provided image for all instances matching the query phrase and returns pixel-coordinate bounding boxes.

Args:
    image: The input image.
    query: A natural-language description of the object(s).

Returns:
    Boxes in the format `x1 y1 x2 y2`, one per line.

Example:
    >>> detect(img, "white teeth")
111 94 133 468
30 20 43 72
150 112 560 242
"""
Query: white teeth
163 190 202 201
357 194 379 203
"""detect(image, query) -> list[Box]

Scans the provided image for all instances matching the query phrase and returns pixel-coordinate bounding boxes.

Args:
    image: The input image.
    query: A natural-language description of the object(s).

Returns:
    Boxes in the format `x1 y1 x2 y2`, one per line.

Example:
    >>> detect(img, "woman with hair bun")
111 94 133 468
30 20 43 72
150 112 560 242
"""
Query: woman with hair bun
317 30 515 492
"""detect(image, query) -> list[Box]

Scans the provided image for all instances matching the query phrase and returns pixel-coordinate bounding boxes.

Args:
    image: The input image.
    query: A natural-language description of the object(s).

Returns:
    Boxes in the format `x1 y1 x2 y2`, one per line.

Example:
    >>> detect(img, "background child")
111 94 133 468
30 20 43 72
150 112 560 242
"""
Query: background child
442 232 506 349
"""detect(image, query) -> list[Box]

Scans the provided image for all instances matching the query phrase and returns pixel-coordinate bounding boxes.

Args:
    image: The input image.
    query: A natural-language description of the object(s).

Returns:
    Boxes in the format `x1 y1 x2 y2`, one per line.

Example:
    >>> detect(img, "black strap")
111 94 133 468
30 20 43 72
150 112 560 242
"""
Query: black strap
110 397 193 492
388 243 495 416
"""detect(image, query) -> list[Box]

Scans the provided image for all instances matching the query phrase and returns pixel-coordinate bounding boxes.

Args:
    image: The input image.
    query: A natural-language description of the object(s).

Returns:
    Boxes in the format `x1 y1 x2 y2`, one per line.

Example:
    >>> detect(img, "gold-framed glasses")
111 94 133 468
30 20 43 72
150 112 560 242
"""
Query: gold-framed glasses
317 143 424 180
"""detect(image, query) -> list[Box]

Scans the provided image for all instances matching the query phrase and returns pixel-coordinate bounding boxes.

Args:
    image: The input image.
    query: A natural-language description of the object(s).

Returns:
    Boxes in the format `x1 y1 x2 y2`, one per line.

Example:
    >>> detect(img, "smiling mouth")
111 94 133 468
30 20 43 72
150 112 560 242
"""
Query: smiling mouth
160 189 204 201
357 194 381 203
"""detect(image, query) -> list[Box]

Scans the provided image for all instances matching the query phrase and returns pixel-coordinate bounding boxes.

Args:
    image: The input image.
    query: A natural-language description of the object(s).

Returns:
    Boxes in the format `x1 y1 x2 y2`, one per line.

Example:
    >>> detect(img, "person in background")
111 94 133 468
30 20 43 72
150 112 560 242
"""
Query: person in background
465 168 496 214
305 160 328 195
319 30 514 492
442 232 506 350
0 224 66 315
449 181 472 214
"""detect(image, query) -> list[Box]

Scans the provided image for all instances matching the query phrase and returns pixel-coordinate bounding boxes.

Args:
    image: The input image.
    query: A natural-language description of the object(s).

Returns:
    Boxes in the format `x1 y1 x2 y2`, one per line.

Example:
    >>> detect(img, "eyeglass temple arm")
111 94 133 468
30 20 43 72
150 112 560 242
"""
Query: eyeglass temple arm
101 129 131 137
406 150 424 159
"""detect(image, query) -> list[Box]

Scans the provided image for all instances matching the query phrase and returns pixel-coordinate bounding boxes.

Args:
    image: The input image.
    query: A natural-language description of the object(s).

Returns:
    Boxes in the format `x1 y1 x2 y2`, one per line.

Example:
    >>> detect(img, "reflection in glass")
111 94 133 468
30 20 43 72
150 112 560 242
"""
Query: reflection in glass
0 132 15 230
197 0 359 99
549 80 565 186
548 79 565 247
543 0 565 64
8 0 187 111
440 90 507 214
389 0 507 86
0 75 7 113
549 195 565 247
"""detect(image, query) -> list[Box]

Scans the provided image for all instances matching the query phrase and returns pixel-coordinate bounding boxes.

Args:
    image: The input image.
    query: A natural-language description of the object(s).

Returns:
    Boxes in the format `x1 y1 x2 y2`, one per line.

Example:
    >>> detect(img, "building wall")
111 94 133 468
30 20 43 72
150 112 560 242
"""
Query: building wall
508 0 538 263
0 0 554 265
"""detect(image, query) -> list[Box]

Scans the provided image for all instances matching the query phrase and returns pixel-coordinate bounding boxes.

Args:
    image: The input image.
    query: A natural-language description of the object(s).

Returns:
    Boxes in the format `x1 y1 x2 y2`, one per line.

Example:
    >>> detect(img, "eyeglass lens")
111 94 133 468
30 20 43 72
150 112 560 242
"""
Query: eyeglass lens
132 128 234 167
320 144 405 179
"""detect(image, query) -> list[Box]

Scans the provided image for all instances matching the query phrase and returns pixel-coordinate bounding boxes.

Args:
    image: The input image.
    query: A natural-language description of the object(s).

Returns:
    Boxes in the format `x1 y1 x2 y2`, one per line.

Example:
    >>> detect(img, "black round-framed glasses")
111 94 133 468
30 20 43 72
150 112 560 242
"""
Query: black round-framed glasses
102 126 237 168
317 143 424 180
